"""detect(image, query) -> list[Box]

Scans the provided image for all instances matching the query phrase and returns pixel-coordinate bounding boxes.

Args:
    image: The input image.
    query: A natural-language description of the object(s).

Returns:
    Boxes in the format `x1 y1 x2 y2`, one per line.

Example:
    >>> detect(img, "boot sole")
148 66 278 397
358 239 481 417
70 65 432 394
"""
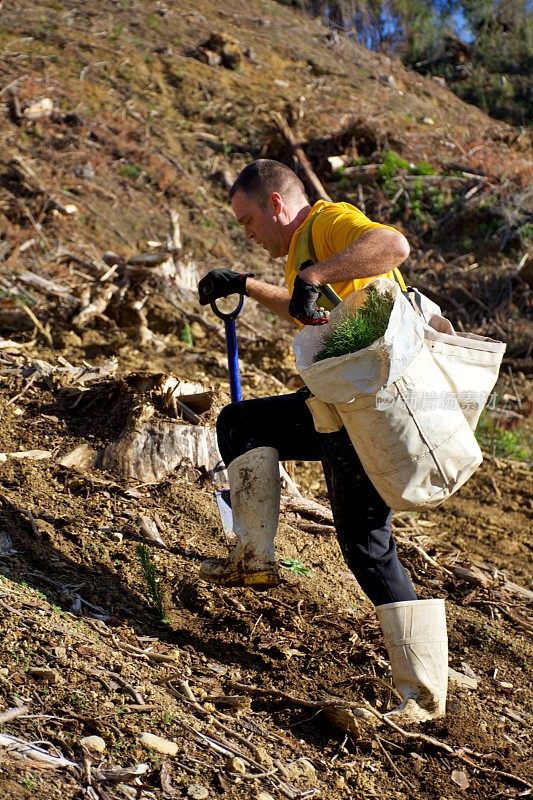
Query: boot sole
200 568 280 591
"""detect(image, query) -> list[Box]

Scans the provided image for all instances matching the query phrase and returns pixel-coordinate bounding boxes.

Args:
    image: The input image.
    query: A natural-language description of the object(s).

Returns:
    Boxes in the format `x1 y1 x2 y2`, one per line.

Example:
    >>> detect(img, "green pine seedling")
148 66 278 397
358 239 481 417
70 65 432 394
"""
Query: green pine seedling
313 286 394 362
137 544 169 622
281 559 312 577
180 321 193 345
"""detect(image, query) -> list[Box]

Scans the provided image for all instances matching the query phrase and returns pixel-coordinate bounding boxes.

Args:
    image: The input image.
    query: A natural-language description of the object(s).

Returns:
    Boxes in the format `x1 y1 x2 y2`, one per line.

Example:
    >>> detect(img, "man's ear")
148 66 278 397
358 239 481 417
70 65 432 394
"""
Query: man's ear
270 191 283 216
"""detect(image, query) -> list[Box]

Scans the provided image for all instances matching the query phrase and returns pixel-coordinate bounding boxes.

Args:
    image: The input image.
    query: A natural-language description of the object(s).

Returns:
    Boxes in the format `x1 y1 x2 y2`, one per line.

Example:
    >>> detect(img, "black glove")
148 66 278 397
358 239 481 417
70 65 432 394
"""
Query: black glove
289 275 329 325
198 268 254 306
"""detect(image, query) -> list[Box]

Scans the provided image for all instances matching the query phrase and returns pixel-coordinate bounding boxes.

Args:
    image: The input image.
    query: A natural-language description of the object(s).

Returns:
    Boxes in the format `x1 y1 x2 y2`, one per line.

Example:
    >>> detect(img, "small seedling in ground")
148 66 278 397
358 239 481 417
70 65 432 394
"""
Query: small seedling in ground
313 286 394 362
281 559 311 577
180 321 193 345
137 544 169 622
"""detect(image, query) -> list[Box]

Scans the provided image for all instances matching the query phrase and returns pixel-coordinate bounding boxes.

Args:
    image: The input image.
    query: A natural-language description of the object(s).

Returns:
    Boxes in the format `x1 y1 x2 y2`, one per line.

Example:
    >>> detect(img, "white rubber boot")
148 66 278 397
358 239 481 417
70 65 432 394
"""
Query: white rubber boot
377 598 448 723
200 447 281 590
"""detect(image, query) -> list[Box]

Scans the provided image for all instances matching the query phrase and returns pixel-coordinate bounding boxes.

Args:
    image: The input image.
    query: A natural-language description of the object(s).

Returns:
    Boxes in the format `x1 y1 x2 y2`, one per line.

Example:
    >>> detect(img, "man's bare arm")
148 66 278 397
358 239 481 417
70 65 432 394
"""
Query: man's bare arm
245 277 292 322
299 229 410 286
244 229 408 322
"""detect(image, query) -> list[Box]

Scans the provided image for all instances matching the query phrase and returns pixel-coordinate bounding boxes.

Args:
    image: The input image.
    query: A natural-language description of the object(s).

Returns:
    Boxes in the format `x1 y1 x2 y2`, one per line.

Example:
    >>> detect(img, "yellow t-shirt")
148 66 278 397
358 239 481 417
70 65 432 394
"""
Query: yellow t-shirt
285 200 406 318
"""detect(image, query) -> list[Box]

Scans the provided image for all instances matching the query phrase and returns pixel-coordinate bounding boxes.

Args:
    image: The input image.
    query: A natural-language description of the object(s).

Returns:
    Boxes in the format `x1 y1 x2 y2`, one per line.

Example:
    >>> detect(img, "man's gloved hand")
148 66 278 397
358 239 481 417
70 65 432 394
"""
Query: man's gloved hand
289 275 329 325
198 269 254 306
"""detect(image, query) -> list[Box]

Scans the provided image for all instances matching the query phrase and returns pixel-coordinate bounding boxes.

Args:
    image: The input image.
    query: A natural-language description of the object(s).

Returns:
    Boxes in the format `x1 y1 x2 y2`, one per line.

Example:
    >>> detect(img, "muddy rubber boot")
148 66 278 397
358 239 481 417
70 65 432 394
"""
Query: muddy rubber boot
200 447 281 590
377 598 448 723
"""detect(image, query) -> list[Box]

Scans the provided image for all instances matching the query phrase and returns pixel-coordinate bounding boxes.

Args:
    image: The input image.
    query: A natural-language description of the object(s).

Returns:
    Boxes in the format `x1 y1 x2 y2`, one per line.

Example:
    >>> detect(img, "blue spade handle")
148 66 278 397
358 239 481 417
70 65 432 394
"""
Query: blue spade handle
211 295 244 402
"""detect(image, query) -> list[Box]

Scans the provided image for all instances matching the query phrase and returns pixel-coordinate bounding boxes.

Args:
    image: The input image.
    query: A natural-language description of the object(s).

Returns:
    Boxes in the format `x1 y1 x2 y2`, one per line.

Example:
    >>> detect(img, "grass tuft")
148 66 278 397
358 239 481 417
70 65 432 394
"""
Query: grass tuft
313 286 394 362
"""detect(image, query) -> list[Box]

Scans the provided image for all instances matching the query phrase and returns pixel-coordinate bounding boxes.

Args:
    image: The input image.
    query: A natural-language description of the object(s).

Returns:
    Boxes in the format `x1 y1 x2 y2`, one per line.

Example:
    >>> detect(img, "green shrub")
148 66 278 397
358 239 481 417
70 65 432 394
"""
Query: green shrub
119 163 143 179
313 286 394 362
378 151 409 190
518 223 533 242
475 413 531 461
409 161 435 176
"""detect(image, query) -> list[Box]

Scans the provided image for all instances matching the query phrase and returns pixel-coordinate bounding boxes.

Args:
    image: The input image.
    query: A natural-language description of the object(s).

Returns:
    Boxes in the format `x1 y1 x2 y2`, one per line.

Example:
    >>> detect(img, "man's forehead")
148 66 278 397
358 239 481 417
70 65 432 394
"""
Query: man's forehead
231 190 263 220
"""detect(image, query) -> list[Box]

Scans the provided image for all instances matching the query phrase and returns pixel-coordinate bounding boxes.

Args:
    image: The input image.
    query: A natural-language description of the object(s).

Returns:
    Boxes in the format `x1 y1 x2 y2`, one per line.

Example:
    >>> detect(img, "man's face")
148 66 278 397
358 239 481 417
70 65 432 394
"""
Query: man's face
231 189 288 259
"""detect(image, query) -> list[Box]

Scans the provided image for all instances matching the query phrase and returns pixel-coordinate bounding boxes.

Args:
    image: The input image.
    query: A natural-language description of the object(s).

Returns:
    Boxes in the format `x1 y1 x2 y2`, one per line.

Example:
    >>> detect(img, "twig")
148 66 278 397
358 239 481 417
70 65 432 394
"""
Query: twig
446 562 533 601
110 637 178 665
279 462 302 498
0 599 23 616
101 671 145 705
6 375 36 405
177 721 301 800
0 734 77 768
26 509 40 537
297 521 335 535
470 601 533 636
2 189 49 247
374 735 414 790
18 271 78 304
169 298 225 342
0 450 52 463
20 303 53 346
280 494 333 524
226 681 326 709
489 475 502 498
396 536 454 577
0 76 30 97
170 680 263 762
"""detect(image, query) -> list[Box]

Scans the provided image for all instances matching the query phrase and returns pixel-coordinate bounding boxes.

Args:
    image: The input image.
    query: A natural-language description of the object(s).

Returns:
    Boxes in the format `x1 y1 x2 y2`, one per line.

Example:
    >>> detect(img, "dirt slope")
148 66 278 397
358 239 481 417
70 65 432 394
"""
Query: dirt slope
0 1 532 799
0 344 531 800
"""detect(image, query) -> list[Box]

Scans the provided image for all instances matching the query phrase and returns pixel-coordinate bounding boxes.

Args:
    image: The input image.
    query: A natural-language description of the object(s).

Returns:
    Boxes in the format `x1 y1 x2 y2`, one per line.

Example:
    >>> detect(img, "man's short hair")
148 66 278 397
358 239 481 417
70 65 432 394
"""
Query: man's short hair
229 159 307 206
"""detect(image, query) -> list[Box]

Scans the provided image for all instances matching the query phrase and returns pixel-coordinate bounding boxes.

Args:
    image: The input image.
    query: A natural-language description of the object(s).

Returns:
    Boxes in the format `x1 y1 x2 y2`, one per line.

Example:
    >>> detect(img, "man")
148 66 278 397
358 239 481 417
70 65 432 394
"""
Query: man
197 159 448 724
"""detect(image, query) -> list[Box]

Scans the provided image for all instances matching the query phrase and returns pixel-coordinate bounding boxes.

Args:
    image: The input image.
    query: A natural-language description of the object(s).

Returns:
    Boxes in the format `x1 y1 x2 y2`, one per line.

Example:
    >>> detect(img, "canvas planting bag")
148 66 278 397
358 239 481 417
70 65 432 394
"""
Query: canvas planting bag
292 279 505 511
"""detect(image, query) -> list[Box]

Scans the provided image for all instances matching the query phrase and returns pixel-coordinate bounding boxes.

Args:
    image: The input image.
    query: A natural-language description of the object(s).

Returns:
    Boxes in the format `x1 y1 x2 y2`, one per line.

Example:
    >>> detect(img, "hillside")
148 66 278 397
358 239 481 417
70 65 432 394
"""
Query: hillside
0 2 532 799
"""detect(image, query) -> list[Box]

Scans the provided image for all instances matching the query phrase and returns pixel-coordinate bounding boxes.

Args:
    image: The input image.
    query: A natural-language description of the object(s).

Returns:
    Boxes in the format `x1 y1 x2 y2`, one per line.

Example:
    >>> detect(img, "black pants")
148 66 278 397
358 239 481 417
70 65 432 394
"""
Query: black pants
217 388 416 607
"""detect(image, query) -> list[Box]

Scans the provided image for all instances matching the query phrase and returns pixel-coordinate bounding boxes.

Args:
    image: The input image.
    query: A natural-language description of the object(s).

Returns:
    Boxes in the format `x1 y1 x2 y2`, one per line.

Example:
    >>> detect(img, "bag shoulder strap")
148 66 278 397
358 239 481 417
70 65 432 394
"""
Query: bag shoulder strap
295 207 406 295
294 208 321 272
294 208 341 310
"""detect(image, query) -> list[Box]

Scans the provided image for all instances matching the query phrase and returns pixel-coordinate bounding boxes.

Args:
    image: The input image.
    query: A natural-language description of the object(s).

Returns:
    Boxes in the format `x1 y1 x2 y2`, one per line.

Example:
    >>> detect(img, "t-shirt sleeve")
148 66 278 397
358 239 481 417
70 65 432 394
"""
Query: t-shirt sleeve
313 204 398 260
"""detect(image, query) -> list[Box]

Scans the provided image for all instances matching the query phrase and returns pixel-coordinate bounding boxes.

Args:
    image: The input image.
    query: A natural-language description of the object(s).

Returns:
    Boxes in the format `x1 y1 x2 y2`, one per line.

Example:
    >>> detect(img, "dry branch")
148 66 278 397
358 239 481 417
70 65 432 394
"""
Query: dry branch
0 706 30 725
18 271 78 305
446 562 533 602
280 495 333 524
271 112 331 201
0 734 77 768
